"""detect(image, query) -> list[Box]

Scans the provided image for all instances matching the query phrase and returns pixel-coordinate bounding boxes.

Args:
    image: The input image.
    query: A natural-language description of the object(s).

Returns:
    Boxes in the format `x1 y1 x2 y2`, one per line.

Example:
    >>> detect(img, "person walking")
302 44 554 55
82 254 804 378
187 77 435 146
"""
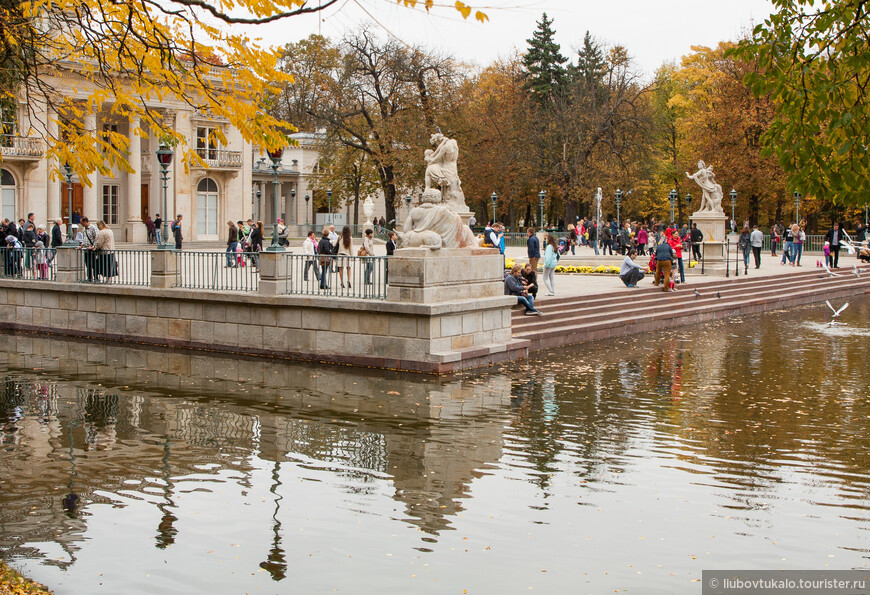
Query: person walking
620 249 645 287
690 224 703 261
337 225 353 288
738 225 751 274
226 221 238 267
667 228 686 283
653 234 674 291
250 221 264 268
600 225 613 255
145 216 156 244
317 228 332 290
769 223 779 256
542 232 558 296
791 223 803 266
824 222 844 268
588 220 599 255
172 214 183 250
636 225 648 257
302 230 320 283
362 228 376 285
750 225 764 269
526 227 540 271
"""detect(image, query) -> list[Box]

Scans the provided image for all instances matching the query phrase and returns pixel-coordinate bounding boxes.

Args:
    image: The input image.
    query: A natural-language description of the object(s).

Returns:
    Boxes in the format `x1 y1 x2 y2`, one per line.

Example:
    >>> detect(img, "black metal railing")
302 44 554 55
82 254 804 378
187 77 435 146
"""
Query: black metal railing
0 247 56 280
174 250 259 292
75 249 151 286
283 254 387 299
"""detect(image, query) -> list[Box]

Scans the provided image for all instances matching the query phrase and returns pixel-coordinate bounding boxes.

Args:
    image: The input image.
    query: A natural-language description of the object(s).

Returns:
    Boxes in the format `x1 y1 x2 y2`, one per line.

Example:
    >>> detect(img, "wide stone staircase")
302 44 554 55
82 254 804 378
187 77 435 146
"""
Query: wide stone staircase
511 265 870 351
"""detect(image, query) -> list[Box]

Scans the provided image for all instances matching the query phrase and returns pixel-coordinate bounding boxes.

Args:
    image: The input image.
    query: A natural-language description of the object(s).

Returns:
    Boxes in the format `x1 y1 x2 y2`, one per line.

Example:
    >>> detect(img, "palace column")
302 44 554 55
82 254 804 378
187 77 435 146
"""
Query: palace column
125 115 147 243
82 111 98 220
45 106 61 227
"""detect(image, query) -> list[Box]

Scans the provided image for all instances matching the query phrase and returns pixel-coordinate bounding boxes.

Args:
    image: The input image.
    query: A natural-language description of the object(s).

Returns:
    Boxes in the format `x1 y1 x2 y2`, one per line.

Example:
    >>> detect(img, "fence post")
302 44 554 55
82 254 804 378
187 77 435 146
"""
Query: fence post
258 252 289 295
151 249 176 288
54 246 78 283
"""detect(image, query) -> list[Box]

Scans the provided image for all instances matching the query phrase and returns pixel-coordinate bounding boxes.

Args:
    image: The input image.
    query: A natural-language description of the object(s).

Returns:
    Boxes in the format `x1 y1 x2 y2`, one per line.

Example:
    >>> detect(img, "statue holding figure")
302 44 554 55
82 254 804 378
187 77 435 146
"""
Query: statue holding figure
686 160 724 214
424 131 469 212
396 130 477 250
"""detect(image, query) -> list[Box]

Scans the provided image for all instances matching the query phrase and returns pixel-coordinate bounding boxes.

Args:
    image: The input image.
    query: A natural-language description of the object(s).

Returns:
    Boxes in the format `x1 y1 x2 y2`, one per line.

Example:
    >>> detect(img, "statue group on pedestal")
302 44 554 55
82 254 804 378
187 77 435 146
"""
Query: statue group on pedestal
398 131 477 250
686 160 725 215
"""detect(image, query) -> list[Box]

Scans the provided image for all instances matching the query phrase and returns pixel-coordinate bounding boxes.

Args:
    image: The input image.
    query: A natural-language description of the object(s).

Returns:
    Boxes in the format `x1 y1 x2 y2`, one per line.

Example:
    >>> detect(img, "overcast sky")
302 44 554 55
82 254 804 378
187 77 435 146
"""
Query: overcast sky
251 0 775 77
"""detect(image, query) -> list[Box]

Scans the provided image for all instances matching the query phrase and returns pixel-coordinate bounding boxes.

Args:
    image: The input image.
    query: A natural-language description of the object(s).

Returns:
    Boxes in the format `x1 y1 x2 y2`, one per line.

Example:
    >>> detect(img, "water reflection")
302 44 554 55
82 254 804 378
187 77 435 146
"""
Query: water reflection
1 300 869 594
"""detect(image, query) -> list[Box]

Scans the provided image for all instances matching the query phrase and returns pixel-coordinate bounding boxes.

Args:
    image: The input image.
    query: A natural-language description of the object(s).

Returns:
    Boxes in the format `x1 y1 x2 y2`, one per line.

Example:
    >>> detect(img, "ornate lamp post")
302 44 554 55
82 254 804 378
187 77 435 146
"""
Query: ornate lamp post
266 147 284 251
405 194 412 214
305 194 310 226
290 187 296 226
668 189 677 224
615 189 623 225
63 162 76 245
684 192 692 226
327 189 333 225
538 189 546 229
794 191 802 223
155 144 174 250
490 191 498 223
729 189 737 228
865 204 868 228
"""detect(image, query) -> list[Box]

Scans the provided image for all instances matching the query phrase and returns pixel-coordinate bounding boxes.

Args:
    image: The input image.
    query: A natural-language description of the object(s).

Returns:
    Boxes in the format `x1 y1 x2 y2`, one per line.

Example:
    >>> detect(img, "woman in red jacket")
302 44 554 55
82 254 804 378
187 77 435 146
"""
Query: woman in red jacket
667 227 685 285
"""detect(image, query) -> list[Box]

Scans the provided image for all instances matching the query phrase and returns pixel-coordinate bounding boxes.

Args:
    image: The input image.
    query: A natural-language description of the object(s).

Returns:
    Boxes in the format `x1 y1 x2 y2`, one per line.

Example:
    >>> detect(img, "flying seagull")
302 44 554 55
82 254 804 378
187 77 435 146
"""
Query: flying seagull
826 300 849 318
853 264 861 277
824 264 841 277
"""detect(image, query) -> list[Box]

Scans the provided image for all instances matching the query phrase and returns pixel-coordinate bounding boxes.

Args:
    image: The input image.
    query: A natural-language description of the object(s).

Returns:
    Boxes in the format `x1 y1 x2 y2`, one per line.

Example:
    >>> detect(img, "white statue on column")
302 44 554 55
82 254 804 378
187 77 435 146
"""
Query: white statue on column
397 131 478 250
595 187 602 223
686 160 725 215
363 195 375 223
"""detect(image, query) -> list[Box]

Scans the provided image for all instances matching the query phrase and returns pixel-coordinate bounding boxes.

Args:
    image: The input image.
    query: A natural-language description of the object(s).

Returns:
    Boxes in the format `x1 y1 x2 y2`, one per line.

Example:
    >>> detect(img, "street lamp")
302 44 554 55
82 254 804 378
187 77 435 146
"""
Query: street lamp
266 147 284 251
62 162 76 246
538 189 546 229
865 203 868 228
304 194 310 226
327 189 333 225
290 187 296 226
615 189 623 226
155 143 174 250
668 189 677 224
684 192 692 226
490 191 498 223
794 191 802 223
729 189 737 228
405 194 412 213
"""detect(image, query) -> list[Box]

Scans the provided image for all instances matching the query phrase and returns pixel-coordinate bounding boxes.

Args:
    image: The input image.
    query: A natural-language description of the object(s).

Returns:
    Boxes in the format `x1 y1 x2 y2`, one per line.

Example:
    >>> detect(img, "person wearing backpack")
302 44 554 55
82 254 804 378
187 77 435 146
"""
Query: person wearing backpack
653 233 675 291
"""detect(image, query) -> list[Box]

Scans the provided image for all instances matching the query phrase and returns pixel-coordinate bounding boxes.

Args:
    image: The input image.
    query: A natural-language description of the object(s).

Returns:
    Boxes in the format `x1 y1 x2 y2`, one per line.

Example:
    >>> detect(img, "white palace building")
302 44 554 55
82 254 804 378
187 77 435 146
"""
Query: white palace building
1 69 386 243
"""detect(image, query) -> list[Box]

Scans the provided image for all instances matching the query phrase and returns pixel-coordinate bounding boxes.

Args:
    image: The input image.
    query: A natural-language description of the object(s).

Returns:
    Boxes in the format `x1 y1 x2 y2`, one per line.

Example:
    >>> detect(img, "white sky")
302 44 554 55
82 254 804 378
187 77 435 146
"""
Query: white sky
250 0 775 77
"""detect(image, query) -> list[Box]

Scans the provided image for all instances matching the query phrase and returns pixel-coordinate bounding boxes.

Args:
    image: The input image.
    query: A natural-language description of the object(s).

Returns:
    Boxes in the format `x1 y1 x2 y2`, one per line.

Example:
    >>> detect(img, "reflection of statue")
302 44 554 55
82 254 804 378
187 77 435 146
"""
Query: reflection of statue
424 132 468 212
686 160 724 214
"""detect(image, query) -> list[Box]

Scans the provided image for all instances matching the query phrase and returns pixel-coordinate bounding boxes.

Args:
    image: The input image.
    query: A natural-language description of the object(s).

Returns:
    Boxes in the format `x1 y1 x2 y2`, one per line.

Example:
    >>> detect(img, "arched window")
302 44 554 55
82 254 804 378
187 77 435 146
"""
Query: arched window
196 177 218 236
1 169 15 222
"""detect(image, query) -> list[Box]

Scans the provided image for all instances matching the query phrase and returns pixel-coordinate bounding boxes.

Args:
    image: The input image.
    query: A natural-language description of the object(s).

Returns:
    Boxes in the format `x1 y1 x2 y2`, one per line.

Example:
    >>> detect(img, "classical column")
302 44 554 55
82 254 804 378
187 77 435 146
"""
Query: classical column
125 115 147 243
46 105 61 227
83 110 98 220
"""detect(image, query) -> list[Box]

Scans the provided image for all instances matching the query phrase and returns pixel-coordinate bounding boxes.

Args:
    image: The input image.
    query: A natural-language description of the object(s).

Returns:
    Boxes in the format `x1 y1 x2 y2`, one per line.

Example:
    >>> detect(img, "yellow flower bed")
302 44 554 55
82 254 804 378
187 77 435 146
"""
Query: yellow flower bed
504 258 620 275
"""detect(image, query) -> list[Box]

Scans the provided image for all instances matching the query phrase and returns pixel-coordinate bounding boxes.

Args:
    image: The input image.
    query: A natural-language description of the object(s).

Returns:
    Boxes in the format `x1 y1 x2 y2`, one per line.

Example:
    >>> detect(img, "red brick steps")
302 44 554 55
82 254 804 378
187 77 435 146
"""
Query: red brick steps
511 266 870 352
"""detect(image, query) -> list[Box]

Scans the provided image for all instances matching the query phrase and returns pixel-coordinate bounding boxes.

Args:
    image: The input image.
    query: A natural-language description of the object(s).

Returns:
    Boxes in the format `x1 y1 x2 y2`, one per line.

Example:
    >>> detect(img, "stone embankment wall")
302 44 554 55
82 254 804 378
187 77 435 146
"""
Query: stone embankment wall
0 279 524 374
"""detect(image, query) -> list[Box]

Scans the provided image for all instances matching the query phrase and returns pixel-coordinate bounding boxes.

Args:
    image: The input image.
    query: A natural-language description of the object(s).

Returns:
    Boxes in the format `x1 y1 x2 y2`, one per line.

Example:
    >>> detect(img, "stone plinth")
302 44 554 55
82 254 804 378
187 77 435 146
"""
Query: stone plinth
257 251 290 295
693 211 729 274
150 249 177 288
386 247 503 303
54 246 78 283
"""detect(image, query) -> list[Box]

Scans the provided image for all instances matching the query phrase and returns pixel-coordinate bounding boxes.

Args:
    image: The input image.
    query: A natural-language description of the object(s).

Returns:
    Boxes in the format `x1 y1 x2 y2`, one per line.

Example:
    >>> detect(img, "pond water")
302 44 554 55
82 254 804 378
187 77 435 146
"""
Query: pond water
1 299 869 594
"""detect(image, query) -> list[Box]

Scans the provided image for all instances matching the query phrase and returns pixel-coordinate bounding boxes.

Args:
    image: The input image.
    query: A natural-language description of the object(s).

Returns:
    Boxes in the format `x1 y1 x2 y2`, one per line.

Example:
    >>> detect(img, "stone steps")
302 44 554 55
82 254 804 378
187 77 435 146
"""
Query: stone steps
511 266 870 351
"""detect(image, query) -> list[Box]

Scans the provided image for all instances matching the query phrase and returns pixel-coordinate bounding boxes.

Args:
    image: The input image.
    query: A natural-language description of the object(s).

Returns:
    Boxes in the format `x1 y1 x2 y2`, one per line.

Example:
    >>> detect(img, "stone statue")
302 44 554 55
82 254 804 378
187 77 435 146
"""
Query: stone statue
424 132 469 213
595 187 602 223
686 160 724 214
363 195 375 222
396 131 479 250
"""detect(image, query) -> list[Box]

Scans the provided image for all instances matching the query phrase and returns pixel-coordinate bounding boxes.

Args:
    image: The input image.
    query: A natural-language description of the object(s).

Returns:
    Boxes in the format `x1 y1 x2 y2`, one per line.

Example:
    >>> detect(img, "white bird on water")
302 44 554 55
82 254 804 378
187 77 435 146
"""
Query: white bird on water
826 300 849 322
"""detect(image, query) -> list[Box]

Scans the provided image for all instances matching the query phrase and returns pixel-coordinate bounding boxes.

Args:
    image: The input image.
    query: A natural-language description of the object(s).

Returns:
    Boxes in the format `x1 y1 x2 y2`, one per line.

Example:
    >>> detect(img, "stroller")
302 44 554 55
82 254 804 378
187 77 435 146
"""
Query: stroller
558 237 571 256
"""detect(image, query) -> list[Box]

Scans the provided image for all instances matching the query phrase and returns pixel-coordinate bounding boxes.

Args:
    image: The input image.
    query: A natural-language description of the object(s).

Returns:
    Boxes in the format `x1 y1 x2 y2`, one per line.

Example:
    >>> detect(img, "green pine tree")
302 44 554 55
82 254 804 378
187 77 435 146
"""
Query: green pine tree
522 13 568 102
573 31 606 89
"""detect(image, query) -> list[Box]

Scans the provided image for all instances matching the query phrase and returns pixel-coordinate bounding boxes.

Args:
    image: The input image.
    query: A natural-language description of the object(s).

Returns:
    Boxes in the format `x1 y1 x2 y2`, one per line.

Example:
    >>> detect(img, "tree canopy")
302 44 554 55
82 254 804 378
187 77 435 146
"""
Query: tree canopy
735 0 870 206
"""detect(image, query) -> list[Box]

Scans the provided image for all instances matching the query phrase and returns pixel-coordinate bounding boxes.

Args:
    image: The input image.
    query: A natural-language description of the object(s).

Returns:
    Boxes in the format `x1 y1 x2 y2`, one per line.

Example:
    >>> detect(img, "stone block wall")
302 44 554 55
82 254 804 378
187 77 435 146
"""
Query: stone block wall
0 280 527 374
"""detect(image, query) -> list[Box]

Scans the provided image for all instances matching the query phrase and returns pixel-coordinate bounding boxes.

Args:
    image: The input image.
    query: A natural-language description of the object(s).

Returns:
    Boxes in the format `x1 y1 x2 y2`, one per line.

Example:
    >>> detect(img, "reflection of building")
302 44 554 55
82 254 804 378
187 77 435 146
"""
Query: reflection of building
2 73 253 243
0 333 510 569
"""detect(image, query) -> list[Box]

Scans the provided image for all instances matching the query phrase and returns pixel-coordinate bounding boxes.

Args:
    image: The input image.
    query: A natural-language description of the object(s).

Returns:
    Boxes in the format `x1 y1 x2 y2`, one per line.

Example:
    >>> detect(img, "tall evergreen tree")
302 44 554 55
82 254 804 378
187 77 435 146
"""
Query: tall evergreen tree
573 31 606 89
522 13 568 102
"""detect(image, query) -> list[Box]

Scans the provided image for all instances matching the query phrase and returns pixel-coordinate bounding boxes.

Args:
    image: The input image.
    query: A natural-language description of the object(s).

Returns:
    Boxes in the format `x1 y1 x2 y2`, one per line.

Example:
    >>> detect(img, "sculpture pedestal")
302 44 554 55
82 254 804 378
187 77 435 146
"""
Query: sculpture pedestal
387 247 503 303
692 211 729 275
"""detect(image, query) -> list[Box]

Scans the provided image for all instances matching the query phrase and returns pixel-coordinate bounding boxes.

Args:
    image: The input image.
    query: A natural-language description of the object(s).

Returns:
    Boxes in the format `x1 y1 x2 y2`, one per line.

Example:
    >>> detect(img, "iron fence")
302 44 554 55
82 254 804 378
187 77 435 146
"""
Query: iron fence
75 249 151 286
174 250 259 292
283 254 387 299
0 247 56 280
